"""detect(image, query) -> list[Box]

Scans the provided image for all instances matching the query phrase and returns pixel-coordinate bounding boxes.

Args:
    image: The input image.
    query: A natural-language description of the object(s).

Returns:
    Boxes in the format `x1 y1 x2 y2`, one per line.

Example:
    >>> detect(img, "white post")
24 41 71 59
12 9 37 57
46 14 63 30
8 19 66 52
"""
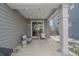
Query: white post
59 4 69 55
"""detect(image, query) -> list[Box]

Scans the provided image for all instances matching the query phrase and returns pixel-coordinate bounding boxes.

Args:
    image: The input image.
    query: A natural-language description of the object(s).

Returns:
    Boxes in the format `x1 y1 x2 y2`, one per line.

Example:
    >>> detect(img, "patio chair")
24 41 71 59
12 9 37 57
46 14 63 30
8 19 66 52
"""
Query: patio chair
21 34 27 47
26 36 32 45
40 33 46 39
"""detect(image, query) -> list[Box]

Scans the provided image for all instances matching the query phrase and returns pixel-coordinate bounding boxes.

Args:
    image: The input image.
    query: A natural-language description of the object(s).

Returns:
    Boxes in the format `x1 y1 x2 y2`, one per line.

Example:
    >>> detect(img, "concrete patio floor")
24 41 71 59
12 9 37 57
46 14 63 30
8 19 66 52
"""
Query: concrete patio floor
12 37 62 56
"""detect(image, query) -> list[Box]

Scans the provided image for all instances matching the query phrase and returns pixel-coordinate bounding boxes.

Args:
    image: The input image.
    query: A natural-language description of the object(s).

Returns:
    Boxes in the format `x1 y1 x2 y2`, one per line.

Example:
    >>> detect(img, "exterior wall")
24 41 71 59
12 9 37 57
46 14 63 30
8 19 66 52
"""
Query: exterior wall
27 19 31 37
0 4 27 49
48 14 60 35
69 4 79 40
44 20 48 35
52 14 59 34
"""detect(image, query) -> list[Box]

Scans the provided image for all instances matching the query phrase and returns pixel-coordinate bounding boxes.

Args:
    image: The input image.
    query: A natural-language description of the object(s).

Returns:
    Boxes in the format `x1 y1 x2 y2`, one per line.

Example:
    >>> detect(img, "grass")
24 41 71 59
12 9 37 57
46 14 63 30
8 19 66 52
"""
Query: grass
68 41 79 56
69 47 79 55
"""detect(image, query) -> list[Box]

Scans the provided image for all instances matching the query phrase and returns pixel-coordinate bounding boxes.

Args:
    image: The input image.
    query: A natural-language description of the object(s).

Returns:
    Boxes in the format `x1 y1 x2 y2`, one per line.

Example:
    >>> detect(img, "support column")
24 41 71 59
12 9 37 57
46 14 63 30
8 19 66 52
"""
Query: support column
59 4 69 55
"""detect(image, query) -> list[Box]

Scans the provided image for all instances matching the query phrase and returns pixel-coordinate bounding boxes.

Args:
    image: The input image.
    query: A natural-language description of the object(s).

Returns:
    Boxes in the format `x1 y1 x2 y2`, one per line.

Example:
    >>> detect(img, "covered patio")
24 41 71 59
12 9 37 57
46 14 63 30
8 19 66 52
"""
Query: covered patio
0 3 70 56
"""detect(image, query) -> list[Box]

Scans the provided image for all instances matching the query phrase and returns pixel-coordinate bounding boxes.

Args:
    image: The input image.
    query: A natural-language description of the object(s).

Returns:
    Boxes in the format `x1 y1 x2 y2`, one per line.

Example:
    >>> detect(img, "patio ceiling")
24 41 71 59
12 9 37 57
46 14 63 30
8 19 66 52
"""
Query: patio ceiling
7 3 61 19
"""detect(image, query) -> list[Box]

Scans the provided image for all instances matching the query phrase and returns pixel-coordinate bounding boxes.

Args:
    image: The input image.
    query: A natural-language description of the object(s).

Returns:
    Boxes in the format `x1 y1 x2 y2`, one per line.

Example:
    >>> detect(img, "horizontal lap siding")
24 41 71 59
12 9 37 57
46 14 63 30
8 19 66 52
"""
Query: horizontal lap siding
69 4 79 40
0 4 27 49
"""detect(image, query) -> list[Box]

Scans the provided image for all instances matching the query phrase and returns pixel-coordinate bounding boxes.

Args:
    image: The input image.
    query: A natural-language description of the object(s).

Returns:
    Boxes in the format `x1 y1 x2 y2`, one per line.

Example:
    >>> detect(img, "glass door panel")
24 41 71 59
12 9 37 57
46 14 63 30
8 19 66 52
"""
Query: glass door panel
32 21 44 37
32 22 38 36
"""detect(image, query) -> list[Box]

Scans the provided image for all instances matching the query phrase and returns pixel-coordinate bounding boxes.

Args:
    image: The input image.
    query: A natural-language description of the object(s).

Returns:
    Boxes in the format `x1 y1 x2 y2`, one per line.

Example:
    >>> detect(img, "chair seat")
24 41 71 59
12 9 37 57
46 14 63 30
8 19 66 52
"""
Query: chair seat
41 33 46 39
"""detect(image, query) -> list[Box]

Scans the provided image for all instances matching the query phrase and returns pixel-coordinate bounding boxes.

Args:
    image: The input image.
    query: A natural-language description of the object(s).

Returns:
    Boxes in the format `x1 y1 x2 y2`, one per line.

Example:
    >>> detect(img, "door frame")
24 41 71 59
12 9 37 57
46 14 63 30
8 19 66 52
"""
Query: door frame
31 20 44 38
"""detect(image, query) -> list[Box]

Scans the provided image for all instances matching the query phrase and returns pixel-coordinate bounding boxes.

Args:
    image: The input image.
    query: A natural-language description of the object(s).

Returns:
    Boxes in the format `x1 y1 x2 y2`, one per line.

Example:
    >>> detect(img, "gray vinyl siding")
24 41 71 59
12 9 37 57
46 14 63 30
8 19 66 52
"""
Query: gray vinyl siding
0 4 27 49
69 4 79 40
49 14 59 36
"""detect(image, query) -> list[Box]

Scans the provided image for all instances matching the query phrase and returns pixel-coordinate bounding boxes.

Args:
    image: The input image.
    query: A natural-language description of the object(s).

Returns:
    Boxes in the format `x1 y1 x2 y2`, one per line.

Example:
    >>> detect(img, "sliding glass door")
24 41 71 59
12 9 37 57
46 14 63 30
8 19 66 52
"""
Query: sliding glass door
31 21 44 38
